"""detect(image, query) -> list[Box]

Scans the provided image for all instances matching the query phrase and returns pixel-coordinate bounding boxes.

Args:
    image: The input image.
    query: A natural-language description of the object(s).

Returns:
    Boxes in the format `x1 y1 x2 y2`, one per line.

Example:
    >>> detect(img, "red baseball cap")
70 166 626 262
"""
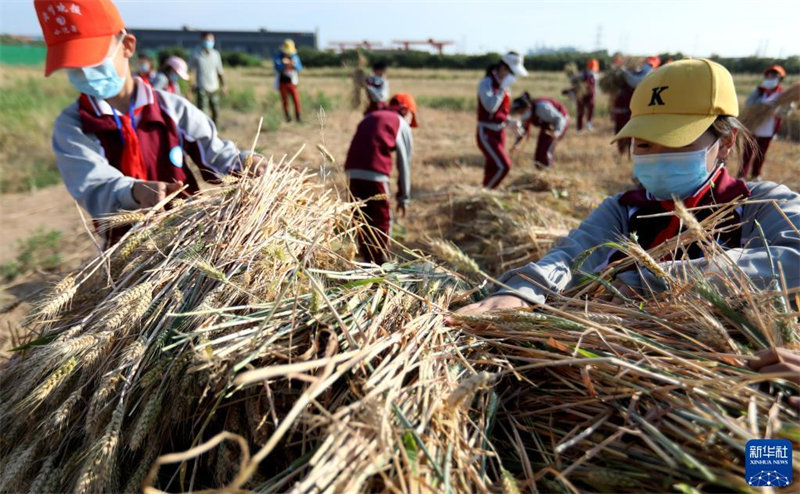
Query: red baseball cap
645 56 661 69
34 0 125 76
764 65 786 78
390 93 418 128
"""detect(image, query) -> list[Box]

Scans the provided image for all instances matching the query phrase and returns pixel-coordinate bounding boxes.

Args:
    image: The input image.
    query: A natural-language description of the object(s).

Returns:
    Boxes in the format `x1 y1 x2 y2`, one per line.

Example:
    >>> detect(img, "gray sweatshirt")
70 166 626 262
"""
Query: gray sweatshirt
52 79 245 218
495 180 800 303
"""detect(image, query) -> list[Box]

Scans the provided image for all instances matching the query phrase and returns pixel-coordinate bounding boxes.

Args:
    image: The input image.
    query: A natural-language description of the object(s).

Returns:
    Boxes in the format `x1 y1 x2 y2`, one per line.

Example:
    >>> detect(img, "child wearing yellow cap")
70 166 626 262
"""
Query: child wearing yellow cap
454 59 800 388
273 38 303 123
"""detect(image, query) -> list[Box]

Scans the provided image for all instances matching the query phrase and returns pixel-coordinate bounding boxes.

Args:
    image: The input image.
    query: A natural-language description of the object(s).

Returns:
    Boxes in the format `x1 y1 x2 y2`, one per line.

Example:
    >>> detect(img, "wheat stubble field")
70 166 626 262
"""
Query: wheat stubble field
1 65 797 336
0 64 799 493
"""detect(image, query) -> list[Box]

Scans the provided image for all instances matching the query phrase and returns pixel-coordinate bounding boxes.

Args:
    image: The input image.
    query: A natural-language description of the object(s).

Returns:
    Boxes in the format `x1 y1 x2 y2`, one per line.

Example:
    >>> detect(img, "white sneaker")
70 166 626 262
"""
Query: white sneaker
586 121 594 131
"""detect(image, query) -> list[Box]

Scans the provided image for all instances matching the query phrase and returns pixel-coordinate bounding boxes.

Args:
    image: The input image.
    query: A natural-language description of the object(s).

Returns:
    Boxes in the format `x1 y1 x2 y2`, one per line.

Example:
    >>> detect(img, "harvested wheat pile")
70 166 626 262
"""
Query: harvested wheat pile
598 67 627 96
740 83 800 132
0 162 482 493
446 200 800 492
563 62 585 101
779 110 800 142
508 169 604 214
430 187 578 275
1 156 798 493
509 168 581 193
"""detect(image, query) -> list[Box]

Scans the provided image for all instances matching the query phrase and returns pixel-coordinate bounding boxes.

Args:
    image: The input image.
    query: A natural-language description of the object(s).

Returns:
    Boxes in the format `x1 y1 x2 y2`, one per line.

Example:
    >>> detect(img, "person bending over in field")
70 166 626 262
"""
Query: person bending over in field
509 92 569 169
344 94 418 265
35 0 263 247
455 59 800 392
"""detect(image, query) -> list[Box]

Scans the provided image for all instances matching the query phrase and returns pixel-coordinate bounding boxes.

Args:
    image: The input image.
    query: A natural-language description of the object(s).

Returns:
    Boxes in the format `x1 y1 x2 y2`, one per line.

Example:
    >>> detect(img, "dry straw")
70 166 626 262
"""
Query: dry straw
431 186 576 275
0 149 798 493
740 82 800 132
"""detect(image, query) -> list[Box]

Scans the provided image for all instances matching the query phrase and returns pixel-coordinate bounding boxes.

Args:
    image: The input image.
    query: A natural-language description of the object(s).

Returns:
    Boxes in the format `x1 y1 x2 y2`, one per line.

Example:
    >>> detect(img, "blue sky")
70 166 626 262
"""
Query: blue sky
2 0 797 57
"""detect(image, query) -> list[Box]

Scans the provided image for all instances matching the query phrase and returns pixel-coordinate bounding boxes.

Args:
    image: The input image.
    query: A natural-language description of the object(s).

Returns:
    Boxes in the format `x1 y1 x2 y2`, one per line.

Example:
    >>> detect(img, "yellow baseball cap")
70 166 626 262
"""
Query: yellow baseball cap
612 58 738 147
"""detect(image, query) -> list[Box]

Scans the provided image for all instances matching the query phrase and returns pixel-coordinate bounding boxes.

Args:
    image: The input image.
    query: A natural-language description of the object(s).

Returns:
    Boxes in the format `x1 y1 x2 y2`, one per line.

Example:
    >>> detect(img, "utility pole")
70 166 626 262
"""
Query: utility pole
595 25 603 52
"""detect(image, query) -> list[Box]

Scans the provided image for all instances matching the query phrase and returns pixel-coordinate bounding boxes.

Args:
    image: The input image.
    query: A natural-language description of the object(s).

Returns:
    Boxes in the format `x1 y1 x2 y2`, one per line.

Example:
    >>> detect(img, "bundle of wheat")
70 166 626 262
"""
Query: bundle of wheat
455 284 799 492
598 67 628 96
562 63 585 101
740 82 800 132
350 51 369 110
778 108 800 142
446 201 799 492
0 160 486 493
430 187 577 275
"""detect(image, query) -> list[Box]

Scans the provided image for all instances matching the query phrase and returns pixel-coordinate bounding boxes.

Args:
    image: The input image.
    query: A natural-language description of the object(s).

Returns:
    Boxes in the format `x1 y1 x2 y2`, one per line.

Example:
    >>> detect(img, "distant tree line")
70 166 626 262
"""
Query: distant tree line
2 34 796 74
294 48 799 74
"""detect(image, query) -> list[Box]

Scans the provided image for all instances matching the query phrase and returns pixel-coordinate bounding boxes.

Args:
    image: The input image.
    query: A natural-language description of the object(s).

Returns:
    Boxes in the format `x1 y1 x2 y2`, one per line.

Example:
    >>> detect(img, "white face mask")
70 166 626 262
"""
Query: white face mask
761 78 779 90
500 73 516 90
633 140 719 200
67 37 127 99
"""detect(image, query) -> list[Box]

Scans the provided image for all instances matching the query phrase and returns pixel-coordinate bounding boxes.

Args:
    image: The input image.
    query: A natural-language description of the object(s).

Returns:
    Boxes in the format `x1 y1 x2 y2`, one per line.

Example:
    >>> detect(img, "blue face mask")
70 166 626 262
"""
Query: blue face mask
67 39 126 99
168 72 180 83
203 39 215 50
633 140 719 200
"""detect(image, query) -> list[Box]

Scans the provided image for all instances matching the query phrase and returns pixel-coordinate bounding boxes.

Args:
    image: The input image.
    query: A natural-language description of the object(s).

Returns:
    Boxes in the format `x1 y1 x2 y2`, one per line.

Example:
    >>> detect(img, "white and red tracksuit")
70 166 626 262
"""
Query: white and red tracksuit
344 109 413 264
519 98 570 167
476 73 512 189
740 84 784 179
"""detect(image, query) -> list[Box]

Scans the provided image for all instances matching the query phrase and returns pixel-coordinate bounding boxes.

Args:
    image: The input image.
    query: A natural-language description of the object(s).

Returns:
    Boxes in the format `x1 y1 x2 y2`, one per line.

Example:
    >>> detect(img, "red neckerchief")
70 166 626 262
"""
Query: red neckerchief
619 166 751 248
78 92 148 181
758 84 783 98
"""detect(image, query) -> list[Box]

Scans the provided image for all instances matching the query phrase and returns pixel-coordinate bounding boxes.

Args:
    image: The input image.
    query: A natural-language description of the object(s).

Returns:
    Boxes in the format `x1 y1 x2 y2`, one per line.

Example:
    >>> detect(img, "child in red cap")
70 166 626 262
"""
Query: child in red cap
34 0 262 246
344 93 417 264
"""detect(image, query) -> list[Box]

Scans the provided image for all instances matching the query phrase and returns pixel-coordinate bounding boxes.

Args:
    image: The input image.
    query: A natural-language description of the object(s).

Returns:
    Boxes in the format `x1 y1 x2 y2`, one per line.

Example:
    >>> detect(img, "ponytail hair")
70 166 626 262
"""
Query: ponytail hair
485 60 513 77
709 116 758 169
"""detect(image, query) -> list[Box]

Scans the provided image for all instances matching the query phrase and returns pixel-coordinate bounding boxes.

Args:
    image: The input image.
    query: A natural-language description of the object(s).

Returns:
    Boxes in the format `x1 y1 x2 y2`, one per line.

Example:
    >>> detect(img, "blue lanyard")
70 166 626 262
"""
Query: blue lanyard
110 94 137 145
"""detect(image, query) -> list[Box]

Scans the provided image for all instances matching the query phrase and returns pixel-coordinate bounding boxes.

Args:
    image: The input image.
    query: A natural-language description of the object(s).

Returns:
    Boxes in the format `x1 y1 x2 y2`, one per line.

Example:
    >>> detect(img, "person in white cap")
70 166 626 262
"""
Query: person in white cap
152 56 189 95
476 51 528 189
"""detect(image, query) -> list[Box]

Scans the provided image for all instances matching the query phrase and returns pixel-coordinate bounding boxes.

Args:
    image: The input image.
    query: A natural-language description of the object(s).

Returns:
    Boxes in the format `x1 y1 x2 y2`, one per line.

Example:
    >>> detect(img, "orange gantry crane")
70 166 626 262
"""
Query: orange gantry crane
392 38 454 54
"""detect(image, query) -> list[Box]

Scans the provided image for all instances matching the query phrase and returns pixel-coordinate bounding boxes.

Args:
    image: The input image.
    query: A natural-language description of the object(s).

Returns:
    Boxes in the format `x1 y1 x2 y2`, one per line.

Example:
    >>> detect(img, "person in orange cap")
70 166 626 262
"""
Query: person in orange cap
739 64 787 180
576 58 598 132
612 56 661 158
344 93 417 264
34 0 263 246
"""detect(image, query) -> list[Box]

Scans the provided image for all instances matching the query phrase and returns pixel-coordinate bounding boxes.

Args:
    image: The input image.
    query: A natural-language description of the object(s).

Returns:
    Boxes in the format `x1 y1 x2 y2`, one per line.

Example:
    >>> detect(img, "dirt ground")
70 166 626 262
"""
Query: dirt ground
1 66 798 354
